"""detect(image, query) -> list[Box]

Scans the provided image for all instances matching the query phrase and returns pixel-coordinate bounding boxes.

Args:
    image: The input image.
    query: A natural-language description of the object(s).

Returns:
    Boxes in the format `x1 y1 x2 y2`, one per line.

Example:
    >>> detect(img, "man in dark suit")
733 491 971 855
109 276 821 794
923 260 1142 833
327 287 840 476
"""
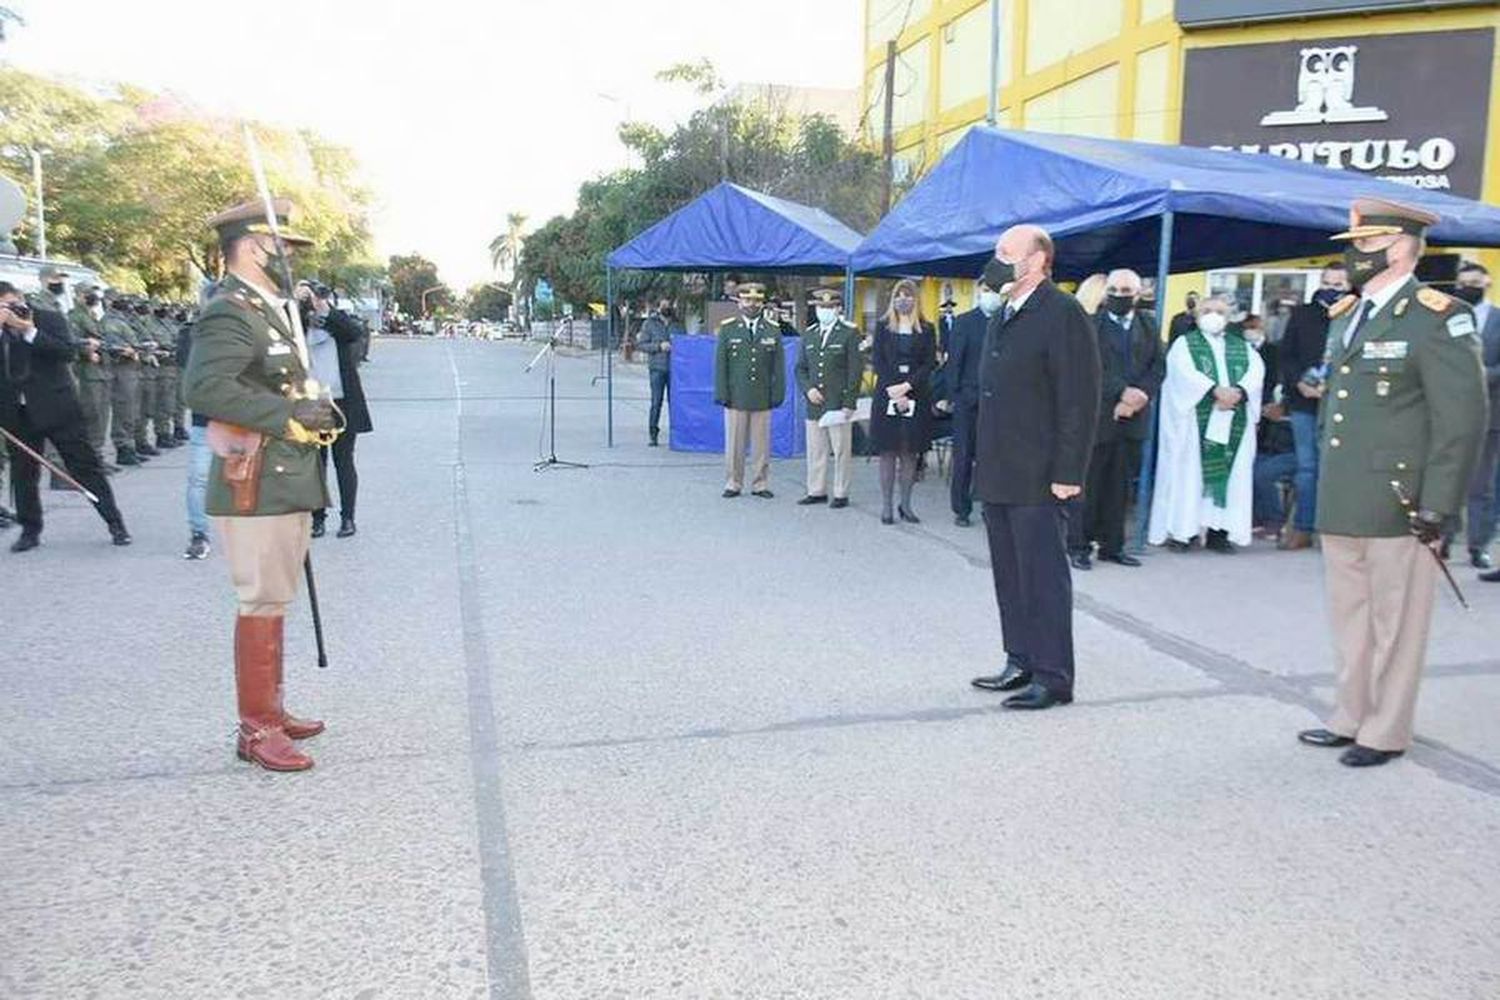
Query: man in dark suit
0 281 130 553
1069 268 1162 569
1453 262 1500 578
969 228 1101 710
942 274 1003 526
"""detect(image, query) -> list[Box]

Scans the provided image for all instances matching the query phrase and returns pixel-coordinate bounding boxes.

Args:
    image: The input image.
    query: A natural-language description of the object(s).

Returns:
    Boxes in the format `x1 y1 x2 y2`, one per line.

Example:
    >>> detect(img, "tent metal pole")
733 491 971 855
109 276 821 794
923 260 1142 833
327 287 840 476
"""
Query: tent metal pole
606 267 615 447
986 0 1001 126
1133 210 1173 552
843 266 854 319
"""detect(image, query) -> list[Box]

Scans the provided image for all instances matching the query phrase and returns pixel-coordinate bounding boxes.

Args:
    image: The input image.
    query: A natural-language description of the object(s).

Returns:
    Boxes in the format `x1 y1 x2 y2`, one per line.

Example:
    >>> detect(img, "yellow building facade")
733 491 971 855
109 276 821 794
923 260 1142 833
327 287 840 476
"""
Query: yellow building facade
862 0 1500 316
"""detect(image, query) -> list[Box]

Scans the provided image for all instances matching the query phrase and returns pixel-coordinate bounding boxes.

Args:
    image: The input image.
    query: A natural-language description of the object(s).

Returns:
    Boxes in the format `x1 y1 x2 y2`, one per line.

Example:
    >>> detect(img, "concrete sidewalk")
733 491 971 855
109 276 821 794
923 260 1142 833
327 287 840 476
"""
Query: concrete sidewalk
2 338 1496 999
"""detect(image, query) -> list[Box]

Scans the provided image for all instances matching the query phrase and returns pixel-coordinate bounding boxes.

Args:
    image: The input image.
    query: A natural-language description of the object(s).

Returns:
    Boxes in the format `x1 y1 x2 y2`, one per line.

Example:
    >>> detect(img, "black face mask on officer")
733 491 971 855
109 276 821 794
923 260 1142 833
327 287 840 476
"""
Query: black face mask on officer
84 293 101 307
1104 293 1135 317
46 281 65 296
1343 240 1396 292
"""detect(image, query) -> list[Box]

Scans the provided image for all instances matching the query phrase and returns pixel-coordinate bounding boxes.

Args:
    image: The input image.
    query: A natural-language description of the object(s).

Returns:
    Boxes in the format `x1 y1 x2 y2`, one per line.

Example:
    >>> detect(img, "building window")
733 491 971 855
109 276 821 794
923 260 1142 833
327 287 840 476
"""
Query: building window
1025 0 1123 75
939 1 1013 112
1023 64 1123 138
1134 45 1171 143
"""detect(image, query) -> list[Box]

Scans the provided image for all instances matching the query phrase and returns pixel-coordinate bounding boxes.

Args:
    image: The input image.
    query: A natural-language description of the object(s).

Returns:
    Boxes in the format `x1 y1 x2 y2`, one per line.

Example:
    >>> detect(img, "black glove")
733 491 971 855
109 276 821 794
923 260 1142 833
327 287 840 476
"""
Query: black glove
1408 509 1444 545
292 397 337 431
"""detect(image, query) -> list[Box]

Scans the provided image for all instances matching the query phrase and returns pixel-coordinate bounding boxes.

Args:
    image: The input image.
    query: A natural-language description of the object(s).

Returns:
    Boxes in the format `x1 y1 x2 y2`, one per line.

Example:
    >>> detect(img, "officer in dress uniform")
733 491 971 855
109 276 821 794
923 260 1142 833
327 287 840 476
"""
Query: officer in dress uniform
67 281 114 464
1297 198 1488 767
715 282 785 498
794 287 861 508
183 198 337 773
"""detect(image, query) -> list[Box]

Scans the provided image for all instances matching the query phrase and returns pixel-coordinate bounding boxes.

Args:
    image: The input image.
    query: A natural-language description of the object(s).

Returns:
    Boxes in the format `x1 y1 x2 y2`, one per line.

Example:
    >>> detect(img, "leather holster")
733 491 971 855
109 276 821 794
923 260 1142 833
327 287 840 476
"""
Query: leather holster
206 421 266 514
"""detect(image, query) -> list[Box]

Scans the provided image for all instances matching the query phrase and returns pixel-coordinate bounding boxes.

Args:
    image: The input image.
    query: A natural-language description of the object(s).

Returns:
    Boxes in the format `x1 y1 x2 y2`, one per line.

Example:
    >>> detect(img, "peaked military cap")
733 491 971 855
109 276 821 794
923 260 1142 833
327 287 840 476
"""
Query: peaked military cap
1330 197 1439 241
736 282 767 302
207 198 314 246
808 287 842 307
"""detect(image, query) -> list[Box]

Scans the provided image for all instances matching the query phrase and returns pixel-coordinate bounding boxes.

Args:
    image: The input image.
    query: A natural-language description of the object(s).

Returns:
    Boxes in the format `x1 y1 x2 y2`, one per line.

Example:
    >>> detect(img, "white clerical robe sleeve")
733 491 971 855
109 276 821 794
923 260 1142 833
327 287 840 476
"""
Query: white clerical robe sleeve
1162 337 1215 416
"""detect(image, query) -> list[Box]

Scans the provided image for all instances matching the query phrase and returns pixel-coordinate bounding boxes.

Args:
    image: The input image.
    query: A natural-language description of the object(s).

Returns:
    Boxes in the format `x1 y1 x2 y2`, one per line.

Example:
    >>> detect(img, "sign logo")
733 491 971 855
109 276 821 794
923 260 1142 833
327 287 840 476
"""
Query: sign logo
1260 46 1389 127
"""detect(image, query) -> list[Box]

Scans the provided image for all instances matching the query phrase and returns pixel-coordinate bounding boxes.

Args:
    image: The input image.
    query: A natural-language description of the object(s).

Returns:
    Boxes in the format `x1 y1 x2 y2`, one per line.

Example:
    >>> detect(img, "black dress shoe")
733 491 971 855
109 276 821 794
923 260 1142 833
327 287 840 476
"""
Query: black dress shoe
1070 551 1093 571
881 513 895 525
1205 529 1234 553
648 436 659 447
116 450 140 467
310 517 326 539
337 518 357 538
1339 744 1404 768
10 532 40 553
797 495 828 506
1165 538 1191 552
108 522 132 546
1003 682 1072 710
898 505 920 524
722 489 741 499
752 490 774 499
971 662 1031 692
954 514 971 527
1098 551 1142 567
1298 728 1353 748
1481 567 1500 583
136 443 159 457
1471 549 1494 570
829 498 849 509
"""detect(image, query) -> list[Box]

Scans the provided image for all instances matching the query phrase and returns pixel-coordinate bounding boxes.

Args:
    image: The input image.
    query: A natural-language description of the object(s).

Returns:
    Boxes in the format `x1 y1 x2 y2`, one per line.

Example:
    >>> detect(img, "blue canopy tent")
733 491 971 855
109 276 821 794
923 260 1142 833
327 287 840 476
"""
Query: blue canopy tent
850 126 1500 548
601 182 864 448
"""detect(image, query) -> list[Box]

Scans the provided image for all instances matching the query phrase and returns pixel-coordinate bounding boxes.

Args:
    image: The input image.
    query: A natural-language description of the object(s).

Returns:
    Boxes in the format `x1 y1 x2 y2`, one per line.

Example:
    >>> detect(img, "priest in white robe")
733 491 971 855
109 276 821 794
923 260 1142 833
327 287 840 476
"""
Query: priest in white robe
1148 294 1265 552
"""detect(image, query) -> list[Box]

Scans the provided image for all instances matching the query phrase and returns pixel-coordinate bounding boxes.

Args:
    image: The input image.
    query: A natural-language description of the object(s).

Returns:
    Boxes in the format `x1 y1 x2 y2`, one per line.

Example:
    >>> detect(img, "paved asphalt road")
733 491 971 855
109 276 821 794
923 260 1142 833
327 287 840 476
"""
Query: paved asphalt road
3 337 1497 999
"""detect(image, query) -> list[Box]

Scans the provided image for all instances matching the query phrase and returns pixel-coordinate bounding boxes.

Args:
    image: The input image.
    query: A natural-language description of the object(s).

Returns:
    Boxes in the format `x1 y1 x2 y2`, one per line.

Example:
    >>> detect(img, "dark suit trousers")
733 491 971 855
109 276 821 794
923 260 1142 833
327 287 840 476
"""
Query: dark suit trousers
950 401 978 517
317 430 359 520
983 501 1075 696
1069 437 1130 556
5 405 121 535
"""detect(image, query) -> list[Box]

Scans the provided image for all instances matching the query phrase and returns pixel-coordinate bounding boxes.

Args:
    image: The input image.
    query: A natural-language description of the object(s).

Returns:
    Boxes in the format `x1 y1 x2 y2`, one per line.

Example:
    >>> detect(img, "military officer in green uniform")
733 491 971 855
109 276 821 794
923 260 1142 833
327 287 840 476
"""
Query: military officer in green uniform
146 300 182 448
183 198 337 774
794 287 862 508
105 294 145 466
29 264 68 314
714 282 785 498
1298 198 1488 768
68 281 114 463
129 298 163 455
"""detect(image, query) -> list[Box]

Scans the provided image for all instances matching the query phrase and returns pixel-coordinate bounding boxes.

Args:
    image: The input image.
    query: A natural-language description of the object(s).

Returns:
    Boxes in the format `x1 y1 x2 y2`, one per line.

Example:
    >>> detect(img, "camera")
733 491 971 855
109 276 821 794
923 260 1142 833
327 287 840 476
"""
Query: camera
2 301 31 321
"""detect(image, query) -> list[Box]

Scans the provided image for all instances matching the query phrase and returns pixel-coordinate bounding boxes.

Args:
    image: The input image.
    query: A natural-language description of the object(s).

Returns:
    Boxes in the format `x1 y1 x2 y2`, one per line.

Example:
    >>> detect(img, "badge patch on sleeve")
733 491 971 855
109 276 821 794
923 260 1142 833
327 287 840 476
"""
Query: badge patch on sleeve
1447 313 1477 338
268 343 293 356
1361 341 1408 360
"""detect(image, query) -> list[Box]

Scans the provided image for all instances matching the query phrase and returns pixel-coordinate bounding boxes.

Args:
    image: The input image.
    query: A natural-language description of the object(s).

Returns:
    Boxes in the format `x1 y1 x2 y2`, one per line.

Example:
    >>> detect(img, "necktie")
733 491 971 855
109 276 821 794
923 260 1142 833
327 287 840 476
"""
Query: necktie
1345 299 1376 348
1002 303 1015 324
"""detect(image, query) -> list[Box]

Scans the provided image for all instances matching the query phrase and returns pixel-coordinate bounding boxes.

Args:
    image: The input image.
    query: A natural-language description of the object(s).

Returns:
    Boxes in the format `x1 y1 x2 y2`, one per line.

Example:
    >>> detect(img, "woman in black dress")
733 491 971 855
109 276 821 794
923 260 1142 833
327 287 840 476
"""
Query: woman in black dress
869 279 936 524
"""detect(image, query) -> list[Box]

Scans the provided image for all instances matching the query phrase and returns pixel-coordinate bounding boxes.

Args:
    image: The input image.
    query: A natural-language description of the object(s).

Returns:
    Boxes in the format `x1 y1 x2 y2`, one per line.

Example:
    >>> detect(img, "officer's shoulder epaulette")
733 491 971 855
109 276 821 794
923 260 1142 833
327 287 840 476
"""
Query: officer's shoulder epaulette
1327 294 1360 319
1416 286 1452 313
718 316 738 327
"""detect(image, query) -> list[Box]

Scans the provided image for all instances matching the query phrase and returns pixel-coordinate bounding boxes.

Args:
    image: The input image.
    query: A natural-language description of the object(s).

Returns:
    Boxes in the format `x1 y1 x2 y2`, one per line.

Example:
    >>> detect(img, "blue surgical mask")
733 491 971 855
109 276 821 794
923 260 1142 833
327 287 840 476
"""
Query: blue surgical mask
978 290 1003 316
815 306 838 326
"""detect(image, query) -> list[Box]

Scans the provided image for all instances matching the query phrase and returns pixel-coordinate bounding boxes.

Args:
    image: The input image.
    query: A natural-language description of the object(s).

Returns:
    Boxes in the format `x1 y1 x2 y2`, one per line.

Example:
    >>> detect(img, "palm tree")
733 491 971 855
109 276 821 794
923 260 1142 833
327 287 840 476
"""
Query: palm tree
488 212 527 280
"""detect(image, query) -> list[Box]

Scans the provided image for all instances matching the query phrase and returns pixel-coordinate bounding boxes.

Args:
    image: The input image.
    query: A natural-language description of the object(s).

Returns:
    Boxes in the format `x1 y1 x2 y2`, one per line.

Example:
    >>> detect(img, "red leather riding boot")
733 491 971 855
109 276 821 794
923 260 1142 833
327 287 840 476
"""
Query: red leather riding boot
237 615 326 740
234 615 313 772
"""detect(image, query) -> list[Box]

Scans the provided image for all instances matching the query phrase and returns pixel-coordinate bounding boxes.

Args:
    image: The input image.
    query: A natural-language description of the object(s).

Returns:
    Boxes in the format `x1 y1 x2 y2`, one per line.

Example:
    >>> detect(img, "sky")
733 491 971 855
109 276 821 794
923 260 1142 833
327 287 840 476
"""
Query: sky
4 0 865 288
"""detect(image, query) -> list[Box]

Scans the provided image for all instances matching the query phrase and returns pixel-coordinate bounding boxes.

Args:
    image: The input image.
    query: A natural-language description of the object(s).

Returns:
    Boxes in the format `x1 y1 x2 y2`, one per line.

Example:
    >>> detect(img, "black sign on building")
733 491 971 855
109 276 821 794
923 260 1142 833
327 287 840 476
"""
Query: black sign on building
1180 29 1495 198
1176 1 1497 28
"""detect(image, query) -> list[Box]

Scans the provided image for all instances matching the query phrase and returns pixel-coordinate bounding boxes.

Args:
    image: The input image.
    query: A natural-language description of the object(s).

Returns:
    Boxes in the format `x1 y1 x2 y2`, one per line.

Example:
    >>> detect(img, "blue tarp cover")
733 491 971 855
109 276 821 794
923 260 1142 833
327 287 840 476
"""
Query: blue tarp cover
668 336 805 458
851 127 1500 279
607 182 862 274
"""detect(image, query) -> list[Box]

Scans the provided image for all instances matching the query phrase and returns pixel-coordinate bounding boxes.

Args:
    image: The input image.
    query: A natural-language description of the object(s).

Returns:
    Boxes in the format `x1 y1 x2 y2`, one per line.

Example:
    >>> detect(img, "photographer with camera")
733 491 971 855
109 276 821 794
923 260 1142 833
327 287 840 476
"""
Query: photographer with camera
0 281 131 552
301 281 371 539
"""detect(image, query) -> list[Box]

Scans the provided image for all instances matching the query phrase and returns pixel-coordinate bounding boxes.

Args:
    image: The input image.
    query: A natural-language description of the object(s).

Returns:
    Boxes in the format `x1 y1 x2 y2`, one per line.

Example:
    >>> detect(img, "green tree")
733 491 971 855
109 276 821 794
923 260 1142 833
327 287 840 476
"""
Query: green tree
464 282 512 321
388 253 450 317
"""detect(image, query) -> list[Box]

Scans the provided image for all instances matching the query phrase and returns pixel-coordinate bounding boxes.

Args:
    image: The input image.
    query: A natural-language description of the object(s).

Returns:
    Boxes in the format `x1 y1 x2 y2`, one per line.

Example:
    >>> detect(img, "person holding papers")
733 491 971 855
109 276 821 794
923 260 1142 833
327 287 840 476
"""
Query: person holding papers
868 279 936 525
1148 293 1265 553
795 287 863 509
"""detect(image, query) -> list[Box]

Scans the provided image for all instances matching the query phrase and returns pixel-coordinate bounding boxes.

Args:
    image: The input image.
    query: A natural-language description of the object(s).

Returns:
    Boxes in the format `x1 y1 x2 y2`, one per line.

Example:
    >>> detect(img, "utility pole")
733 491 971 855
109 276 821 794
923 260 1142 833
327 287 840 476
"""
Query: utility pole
29 148 45 259
881 40 897 214
986 0 1001 126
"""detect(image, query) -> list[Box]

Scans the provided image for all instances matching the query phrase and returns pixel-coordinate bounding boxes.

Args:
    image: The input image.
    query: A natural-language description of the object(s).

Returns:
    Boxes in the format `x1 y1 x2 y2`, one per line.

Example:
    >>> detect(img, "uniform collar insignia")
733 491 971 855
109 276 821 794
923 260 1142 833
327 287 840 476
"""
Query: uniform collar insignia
1394 298 1408 317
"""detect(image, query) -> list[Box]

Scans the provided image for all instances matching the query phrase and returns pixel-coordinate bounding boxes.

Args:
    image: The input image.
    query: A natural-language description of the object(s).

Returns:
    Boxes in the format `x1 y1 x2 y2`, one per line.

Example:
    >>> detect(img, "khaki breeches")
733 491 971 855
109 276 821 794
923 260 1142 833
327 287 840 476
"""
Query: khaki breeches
1321 533 1438 752
216 513 313 617
724 408 771 493
805 419 853 499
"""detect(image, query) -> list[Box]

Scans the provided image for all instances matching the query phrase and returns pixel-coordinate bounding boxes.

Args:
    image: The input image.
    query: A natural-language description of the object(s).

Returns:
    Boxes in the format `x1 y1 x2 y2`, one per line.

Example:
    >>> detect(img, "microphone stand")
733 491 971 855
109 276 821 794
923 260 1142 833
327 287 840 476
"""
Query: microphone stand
525 337 588 472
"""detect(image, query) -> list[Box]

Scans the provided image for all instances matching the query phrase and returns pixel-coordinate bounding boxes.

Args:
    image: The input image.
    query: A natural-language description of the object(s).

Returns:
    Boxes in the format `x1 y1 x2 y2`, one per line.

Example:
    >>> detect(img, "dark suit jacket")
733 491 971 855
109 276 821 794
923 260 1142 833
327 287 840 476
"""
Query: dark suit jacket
1092 310 1162 443
1477 303 1500 430
0 306 84 433
1279 302 1332 415
975 280 1102 505
945 307 987 408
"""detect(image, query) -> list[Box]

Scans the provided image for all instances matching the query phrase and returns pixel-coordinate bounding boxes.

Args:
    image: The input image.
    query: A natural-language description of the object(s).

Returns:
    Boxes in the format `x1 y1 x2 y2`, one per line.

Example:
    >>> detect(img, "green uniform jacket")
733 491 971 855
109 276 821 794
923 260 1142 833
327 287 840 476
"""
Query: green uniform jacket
1316 277 1488 538
795 320 862 420
714 315 786 411
182 274 327 517
68 306 113 381
102 310 140 364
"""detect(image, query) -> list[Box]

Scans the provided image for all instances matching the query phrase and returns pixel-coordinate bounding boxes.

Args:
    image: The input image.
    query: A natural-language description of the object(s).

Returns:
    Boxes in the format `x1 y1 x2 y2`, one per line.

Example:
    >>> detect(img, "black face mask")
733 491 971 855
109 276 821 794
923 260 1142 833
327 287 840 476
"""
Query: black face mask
1104 294 1135 317
1343 245 1392 291
1312 287 1345 310
1452 284 1485 306
135 306 149 315
46 282 65 295
84 293 100 306
984 258 1017 289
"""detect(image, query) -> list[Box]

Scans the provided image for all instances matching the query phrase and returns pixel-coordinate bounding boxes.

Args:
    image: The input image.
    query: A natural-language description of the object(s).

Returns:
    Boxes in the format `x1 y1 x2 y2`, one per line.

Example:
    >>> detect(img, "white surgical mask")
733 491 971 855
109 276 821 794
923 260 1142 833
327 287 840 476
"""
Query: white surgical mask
978 290 1003 316
1197 312 1228 336
815 306 838 327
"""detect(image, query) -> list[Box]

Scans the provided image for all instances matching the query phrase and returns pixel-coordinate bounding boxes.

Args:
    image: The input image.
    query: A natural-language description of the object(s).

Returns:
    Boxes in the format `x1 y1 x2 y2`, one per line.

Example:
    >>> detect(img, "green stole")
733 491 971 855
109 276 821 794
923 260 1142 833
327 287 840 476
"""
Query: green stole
1186 330 1249 509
